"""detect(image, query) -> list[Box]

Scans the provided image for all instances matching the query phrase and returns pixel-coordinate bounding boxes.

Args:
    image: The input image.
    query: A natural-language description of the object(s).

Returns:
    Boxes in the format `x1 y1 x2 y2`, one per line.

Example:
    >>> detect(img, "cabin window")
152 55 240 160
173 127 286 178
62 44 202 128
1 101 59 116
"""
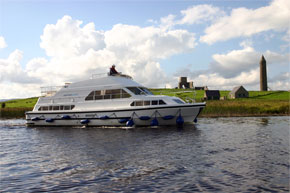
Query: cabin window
126 87 143 95
144 101 150 106
38 106 48 111
64 106 70 110
126 87 153 95
38 105 74 111
85 89 131 101
173 99 184 104
85 91 94 100
152 100 158 105
130 100 166 106
139 87 153 95
53 106 60 110
135 101 143 106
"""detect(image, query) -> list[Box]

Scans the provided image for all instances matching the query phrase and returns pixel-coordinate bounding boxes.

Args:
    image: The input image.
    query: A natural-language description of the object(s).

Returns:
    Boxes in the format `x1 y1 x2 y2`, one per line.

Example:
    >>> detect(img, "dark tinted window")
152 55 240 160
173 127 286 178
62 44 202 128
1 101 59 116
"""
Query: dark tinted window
173 99 184 104
53 106 59 110
38 106 48 111
140 87 153 95
126 87 143 95
39 105 74 111
85 89 131 100
159 100 166 105
144 101 150 106
85 91 94 100
135 101 143 106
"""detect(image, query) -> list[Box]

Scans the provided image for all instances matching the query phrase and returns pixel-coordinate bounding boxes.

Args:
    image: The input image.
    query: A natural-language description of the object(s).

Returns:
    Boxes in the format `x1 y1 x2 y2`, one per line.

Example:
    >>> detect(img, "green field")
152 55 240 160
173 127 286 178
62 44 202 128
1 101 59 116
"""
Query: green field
0 97 38 118
0 90 289 118
151 89 289 101
151 89 289 117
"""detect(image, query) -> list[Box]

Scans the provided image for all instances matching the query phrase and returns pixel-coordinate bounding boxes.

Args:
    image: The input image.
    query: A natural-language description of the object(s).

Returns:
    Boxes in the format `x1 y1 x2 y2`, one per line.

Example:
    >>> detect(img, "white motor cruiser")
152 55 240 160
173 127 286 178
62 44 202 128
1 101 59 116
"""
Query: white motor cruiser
26 72 206 127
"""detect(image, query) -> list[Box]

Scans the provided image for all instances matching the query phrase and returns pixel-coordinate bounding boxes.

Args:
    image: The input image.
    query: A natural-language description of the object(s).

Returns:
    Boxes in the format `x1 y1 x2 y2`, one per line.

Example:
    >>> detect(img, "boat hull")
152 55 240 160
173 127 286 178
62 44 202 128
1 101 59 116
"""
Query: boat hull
25 103 205 127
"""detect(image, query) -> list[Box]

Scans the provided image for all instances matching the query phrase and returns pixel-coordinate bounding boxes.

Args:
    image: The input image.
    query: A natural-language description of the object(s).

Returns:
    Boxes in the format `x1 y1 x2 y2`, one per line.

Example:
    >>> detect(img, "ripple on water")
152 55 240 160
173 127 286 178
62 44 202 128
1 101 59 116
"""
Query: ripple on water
0 117 289 192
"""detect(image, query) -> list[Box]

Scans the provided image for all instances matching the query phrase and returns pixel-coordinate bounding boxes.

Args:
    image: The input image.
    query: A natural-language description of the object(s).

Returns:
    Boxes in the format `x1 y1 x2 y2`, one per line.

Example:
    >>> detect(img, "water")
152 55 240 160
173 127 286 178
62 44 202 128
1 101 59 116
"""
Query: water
0 117 289 192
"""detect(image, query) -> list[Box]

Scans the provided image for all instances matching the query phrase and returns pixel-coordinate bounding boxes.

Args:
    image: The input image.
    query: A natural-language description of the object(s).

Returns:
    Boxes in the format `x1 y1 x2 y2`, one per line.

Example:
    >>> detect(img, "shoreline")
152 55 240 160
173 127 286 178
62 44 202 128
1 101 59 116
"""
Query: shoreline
200 113 289 118
0 107 289 119
0 90 289 119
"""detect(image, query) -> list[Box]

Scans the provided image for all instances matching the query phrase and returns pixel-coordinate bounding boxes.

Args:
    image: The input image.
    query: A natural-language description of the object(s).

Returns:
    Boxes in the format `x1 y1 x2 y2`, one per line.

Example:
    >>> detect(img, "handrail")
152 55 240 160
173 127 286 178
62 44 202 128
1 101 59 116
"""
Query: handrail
91 73 107 79
40 86 64 96
171 90 197 103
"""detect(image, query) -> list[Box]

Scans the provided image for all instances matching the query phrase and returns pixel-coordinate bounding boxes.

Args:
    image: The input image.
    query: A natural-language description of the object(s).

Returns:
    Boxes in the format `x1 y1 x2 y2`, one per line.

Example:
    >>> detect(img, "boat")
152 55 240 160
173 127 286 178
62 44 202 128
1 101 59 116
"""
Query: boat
25 72 206 127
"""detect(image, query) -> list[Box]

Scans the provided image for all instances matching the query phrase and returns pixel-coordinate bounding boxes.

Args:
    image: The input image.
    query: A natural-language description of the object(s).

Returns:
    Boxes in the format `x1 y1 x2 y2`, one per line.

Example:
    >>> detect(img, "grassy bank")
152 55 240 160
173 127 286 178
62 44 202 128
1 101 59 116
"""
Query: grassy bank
151 89 289 117
0 91 289 118
0 98 37 118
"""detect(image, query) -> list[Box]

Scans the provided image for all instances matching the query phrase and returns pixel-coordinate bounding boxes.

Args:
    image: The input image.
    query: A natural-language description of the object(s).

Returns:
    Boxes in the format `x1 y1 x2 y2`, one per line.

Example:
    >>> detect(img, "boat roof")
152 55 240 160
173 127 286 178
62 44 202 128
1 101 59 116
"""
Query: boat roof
63 75 142 90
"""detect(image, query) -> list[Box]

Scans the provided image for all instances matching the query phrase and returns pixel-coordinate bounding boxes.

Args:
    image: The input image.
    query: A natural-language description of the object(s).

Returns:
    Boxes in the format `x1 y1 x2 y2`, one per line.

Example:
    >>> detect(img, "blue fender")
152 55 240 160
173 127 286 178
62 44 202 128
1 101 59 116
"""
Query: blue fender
176 115 184 126
150 118 159 126
162 115 174 120
45 118 54 123
126 119 134 127
100 115 109 120
119 118 130 124
61 115 71 119
80 119 90 124
31 117 40 121
139 116 151 120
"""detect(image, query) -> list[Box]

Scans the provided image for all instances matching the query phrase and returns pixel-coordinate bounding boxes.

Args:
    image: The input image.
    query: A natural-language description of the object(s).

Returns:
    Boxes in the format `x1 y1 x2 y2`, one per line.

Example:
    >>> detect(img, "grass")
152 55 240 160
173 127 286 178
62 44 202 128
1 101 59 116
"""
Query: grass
0 97 38 118
151 89 289 117
0 97 38 108
201 99 289 117
0 90 289 118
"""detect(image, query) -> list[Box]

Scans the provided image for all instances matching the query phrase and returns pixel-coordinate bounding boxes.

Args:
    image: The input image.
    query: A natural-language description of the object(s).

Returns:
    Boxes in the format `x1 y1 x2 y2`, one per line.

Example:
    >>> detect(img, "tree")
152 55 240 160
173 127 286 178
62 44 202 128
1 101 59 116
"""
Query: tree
1 103 5 108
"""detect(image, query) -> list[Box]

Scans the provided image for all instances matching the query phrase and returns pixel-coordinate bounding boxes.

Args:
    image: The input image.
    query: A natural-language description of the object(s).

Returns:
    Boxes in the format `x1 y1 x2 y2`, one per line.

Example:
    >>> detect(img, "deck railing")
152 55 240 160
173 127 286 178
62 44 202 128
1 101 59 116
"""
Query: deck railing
40 86 64 97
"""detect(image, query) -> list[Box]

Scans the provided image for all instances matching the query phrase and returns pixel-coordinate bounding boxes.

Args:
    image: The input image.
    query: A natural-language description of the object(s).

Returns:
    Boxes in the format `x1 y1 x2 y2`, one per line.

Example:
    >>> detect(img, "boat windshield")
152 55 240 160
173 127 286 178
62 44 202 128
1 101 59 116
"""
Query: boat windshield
126 87 153 95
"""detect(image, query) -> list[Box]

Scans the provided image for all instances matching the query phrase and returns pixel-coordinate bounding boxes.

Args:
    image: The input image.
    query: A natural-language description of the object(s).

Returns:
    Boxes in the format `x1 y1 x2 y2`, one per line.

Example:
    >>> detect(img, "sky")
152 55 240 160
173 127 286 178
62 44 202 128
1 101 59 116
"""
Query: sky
0 0 289 99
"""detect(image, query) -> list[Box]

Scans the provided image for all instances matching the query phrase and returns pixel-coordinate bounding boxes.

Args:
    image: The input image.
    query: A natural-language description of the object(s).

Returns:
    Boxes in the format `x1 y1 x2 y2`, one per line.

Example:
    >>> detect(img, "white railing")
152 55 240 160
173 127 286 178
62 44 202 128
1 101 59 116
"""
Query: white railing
91 73 132 79
40 86 64 97
91 73 107 79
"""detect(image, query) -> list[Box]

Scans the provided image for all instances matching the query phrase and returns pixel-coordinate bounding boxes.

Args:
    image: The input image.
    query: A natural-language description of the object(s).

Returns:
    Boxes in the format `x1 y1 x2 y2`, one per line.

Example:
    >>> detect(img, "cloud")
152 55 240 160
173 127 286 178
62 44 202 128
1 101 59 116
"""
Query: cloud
40 15 105 58
174 45 290 90
160 14 176 29
0 36 7 49
200 0 290 44
179 4 225 25
105 24 196 61
155 4 224 29
282 29 290 42
0 83 40 99
0 49 40 84
269 72 290 90
211 46 289 78
0 15 197 98
38 16 196 87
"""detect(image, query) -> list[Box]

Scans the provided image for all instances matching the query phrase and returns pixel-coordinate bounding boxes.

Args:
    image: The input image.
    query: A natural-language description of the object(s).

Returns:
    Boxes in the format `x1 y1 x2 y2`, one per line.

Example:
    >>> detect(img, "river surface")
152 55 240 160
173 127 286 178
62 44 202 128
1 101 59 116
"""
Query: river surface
0 117 289 192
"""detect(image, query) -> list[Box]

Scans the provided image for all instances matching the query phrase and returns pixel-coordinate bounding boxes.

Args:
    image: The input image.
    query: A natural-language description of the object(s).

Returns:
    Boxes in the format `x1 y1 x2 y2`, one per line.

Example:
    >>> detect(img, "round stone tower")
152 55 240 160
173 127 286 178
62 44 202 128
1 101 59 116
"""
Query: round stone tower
260 55 267 91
